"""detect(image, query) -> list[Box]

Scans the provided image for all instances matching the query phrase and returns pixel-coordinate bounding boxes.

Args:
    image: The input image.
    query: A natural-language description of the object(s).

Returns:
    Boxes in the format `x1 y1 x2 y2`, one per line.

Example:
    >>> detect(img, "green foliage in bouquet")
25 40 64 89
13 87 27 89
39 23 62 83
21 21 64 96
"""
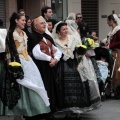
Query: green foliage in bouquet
76 38 95 65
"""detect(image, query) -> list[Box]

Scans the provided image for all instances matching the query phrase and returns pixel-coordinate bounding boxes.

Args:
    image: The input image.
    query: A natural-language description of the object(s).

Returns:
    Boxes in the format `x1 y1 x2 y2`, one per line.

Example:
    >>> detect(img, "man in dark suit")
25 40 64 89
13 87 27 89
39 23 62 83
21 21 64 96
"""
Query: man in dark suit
76 13 90 39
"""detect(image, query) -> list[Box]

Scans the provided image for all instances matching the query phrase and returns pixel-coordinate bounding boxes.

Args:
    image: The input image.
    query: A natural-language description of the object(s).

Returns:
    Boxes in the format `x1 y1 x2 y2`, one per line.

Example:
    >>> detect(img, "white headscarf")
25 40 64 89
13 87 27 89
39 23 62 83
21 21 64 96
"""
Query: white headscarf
65 13 82 44
52 21 62 41
52 21 81 44
52 21 76 40
113 14 120 26
67 13 76 20
66 13 78 30
107 14 120 43
52 21 80 61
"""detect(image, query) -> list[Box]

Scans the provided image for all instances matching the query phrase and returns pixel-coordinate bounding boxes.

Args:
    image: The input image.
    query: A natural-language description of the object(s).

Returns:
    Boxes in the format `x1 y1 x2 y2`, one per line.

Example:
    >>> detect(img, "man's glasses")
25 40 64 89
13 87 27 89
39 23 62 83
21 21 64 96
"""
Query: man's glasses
77 17 82 19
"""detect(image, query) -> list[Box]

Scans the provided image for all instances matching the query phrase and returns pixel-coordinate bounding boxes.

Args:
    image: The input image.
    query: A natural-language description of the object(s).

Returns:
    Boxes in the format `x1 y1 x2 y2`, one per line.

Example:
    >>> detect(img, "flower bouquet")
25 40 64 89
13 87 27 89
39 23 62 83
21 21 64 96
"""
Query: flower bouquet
82 37 95 57
76 38 95 64
8 62 22 77
76 44 87 64
83 37 95 49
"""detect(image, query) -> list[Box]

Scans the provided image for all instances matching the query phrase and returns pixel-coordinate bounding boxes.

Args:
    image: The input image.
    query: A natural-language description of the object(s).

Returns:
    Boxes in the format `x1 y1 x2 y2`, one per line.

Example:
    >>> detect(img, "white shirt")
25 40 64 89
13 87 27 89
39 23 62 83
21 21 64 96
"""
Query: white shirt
0 28 7 53
32 37 62 61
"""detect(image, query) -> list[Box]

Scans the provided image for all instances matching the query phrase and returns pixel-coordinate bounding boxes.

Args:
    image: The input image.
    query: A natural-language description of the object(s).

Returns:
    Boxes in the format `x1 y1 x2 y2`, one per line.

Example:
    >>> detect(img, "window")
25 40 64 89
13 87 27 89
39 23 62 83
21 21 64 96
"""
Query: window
0 0 6 27
81 0 99 36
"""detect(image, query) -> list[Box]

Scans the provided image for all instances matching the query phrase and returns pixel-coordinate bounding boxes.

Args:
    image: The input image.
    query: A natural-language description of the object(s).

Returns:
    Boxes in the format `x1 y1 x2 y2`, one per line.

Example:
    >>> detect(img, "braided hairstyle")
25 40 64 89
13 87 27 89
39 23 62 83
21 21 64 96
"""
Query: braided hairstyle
6 12 24 79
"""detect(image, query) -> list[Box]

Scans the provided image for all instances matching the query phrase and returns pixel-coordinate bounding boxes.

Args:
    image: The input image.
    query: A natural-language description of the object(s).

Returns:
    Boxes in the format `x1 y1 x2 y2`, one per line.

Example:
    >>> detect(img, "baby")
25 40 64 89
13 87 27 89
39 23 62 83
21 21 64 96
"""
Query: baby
95 47 110 100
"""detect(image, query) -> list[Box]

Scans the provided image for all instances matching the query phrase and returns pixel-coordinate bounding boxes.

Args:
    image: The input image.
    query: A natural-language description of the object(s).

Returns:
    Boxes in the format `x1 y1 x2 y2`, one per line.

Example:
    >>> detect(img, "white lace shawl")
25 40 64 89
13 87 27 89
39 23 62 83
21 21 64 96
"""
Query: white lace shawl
107 26 120 43
54 35 78 61
77 56 97 82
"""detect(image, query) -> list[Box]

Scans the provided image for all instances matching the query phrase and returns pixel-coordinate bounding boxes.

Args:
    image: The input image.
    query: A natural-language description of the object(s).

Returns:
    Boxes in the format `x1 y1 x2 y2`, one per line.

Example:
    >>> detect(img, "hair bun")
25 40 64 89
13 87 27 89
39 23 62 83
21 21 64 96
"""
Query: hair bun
9 12 18 28
9 12 17 21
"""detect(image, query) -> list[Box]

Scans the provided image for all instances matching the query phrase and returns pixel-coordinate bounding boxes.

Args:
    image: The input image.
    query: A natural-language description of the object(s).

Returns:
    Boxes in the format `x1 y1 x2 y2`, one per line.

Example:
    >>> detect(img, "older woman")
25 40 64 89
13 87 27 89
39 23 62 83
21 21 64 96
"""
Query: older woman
107 14 120 99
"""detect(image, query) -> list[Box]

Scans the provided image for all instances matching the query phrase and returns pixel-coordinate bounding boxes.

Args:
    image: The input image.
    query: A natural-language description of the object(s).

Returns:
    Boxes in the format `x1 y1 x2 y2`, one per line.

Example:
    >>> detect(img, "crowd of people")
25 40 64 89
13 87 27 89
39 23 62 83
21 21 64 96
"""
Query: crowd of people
0 6 120 120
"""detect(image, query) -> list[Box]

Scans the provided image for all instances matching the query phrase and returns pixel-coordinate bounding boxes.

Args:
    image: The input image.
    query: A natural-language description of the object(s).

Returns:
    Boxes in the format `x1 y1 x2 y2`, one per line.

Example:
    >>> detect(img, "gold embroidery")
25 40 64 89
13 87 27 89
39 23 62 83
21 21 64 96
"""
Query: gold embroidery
15 40 29 61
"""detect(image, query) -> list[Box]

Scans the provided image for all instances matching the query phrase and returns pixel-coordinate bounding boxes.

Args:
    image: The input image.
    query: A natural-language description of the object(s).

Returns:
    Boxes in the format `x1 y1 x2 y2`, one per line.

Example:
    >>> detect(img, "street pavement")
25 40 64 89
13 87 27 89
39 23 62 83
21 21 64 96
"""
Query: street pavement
81 99 120 120
0 99 120 120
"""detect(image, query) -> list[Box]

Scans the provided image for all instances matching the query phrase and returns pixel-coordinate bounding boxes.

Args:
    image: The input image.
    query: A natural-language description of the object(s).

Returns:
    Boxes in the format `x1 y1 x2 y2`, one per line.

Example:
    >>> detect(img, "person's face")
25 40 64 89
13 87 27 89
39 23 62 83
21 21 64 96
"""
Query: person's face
76 15 83 22
95 40 99 43
20 11 25 16
45 9 53 19
117 14 120 19
91 32 97 38
94 39 100 48
27 19 32 27
107 19 113 27
35 18 46 33
16 16 26 29
47 22 53 32
58 25 68 37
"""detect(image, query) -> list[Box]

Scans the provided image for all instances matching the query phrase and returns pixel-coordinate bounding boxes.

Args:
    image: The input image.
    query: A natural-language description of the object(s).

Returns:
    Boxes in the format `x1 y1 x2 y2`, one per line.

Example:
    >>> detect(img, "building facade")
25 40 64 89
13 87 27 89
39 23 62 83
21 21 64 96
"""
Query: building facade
0 0 46 27
1 0 120 40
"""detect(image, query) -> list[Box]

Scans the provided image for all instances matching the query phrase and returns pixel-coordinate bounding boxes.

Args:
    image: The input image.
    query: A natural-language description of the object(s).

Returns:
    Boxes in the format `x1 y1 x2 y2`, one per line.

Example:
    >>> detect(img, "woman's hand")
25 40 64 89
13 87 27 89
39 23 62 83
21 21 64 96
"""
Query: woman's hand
105 44 109 49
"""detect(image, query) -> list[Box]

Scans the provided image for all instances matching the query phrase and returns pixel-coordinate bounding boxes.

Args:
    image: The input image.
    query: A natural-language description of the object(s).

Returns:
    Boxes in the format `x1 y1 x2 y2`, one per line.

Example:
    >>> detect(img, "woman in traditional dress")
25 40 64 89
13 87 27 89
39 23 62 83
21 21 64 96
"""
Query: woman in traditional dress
52 22 89 115
76 37 101 108
66 13 101 108
107 14 120 99
0 12 50 120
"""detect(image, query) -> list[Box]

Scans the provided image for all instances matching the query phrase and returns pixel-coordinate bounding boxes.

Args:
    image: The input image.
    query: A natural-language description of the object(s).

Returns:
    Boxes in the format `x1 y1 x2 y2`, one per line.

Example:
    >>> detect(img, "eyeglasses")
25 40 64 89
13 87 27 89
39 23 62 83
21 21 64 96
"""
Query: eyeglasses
77 17 82 19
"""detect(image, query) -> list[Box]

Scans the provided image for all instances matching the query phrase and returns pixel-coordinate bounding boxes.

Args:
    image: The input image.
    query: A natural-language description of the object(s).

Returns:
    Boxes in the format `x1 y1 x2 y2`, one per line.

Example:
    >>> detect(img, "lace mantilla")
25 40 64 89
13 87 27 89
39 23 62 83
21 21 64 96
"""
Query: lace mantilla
55 35 77 61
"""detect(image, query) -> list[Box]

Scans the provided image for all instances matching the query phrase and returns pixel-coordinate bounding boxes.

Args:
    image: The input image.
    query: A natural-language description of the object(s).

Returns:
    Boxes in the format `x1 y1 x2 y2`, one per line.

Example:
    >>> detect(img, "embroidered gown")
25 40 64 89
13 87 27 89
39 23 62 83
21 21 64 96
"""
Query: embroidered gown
107 27 120 98
108 28 120 87
0 30 50 116
77 56 101 110
54 35 89 111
